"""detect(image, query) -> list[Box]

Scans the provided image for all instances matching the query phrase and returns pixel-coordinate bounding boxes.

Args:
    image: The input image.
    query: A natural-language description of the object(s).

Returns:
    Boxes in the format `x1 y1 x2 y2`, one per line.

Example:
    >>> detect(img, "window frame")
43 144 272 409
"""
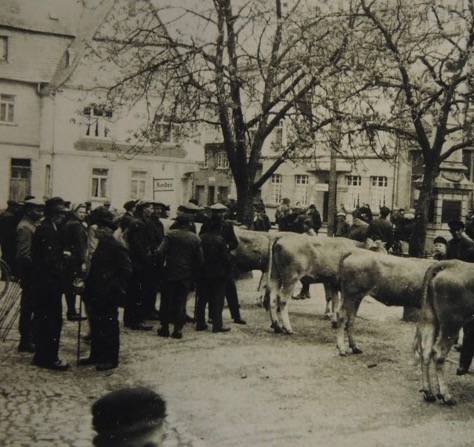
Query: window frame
271 173 283 204
216 151 229 169
130 169 148 200
0 94 15 123
91 167 110 200
83 104 113 138
294 174 309 206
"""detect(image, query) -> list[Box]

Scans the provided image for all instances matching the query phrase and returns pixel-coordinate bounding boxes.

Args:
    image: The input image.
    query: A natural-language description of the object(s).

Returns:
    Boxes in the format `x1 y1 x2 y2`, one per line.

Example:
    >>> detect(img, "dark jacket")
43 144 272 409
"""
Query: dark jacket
447 234 474 262
200 219 238 251
308 209 322 233
157 227 203 281
62 216 88 277
0 208 22 272
84 232 132 309
16 217 38 282
200 231 232 279
31 219 65 289
127 217 154 272
366 218 394 249
335 220 351 237
251 214 271 232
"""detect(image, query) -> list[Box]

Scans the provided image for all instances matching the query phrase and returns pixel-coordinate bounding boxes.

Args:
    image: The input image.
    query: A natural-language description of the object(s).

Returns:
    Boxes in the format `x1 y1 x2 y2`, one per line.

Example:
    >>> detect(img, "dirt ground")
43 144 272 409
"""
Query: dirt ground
1 273 474 446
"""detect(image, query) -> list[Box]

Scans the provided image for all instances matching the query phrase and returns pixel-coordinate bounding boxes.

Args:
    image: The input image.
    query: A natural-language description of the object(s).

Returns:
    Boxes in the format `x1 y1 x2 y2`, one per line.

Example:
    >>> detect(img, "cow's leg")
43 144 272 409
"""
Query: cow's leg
279 281 298 335
346 296 363 354
322 283 333 320
267 279 283 334
257 271 267 307
336 303 349 356
432 325 459 406
418 321 437 403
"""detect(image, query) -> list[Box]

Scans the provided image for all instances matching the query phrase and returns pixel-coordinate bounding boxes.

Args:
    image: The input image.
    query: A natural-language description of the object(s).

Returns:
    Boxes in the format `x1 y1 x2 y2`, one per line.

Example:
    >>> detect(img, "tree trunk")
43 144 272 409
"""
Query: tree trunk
235 179 255 225
327 144 338 237
402 161 437 322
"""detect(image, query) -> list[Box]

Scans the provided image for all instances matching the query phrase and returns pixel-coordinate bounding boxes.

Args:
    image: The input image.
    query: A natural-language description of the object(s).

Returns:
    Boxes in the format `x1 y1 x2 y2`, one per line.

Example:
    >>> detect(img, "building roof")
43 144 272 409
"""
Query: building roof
0 0 81 36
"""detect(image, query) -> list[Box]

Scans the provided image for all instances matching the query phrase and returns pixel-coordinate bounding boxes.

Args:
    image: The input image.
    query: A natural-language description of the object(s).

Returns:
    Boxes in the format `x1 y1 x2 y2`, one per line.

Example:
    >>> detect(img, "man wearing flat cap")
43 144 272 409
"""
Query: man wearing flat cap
446 219 474 376
92 387 166 446
81 208 132 371
16 199 43 352
31 197 69 370
366 206 394 250
157 213 203 339
200 203 246 325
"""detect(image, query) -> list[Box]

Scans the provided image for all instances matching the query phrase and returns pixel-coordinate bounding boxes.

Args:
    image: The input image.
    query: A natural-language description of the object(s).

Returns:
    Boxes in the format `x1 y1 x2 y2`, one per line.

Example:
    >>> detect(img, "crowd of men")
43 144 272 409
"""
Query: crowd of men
0 197 247 372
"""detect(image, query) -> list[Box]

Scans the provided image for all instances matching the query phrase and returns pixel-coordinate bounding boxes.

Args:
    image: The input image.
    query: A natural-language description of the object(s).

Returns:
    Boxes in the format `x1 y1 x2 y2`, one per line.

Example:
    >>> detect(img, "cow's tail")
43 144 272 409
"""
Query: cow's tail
413 261 448 361
337 251 353 291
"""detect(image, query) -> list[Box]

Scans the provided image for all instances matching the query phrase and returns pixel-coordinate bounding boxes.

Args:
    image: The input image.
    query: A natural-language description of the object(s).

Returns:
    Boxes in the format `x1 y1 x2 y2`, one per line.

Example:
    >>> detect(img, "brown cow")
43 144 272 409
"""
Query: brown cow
266 235 385 334
416 260 474 405
337 249 434 355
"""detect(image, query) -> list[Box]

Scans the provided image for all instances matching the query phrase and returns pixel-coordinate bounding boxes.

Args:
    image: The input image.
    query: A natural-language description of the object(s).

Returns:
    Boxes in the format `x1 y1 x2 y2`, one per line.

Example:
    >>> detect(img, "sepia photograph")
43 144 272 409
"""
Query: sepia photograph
0 0 474 445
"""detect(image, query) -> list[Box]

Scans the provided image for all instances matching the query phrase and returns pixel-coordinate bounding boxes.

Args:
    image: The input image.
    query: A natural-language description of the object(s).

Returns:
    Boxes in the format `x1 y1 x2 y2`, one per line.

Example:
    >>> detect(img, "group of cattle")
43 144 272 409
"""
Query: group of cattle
162 220 473 405
232 227 474 406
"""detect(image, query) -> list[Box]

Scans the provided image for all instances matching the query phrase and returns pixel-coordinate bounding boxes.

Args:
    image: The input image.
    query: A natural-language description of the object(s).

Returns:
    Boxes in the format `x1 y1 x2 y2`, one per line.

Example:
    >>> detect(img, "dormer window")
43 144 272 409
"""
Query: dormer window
83 105 113 138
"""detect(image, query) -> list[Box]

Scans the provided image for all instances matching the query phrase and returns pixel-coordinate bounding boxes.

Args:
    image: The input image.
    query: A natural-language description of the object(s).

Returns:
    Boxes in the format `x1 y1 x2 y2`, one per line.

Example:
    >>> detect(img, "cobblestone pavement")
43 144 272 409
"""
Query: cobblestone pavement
1 276 474 447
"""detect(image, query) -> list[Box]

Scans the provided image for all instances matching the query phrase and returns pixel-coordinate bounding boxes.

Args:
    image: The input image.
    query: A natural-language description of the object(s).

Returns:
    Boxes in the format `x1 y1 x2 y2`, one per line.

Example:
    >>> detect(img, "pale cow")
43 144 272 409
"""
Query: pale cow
337 249 434 355
416 260 474 406
266 235 384 334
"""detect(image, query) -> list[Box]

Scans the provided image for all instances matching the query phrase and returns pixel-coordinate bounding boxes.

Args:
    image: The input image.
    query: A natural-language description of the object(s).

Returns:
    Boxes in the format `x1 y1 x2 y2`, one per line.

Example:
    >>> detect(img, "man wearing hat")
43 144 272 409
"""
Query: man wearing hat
123 201 155 330
15 198 43 352
366 206 394 250
81 208 132 371
157 213 203 339
170 202 201 233
92 387 167 446
200 203 246 325
31 197 69 370
446 219 474 375
62 203 88 321
432 235 448 260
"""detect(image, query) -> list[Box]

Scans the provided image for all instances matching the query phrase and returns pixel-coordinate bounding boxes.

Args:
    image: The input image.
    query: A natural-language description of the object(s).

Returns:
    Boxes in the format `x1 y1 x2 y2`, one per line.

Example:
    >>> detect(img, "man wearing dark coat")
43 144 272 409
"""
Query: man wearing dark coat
366 206 394 250
157 214 202 339
62 203 88 321
81 209 132 371
200 203 246 325
0 200 23 275
123 201 154 331
31 197 69 370
16 199 43 352
196 215 232 332
446 220 474 376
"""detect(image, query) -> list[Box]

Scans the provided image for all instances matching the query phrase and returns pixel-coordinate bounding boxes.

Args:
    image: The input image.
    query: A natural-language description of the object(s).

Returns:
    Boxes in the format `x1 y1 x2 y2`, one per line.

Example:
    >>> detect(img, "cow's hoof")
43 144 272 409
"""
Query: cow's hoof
282 327 294 335
331 321 338 329
323 313 332 320
271 323 283 334
338 349 348 357
422 390 436 403
351 347 363 355
437 394 456 406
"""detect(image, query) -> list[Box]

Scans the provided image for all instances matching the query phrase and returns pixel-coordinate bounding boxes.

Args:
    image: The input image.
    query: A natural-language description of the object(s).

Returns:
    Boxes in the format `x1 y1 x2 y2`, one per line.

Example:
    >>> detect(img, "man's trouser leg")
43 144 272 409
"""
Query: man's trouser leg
34 287 63 365
195 281 209 327
159 282 172 332
460 320 474 371
225 278 241 321
97 305 119 366
171 281 189 333
18 283 34 346
124 272 142 327
211 279 227 330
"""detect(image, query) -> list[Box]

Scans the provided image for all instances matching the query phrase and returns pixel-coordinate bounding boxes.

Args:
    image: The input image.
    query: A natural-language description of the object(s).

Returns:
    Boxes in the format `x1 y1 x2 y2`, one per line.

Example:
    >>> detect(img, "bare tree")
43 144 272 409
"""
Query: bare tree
346 0 474 256
87 0 355 222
